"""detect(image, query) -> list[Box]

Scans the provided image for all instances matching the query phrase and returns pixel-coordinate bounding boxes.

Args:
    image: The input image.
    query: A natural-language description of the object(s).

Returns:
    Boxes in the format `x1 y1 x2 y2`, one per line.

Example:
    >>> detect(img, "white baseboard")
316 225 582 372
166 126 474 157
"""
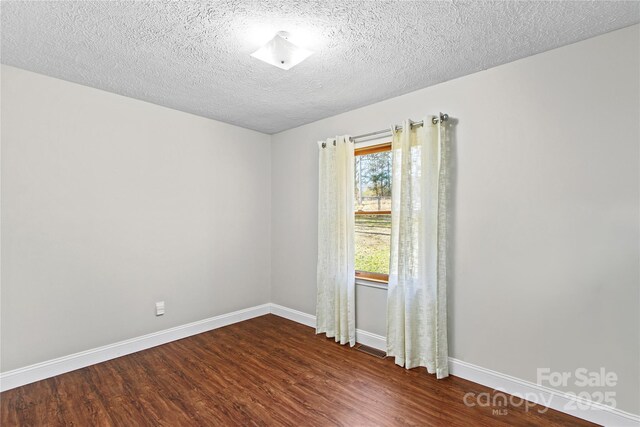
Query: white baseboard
270 303 316 328
269 303 387 351
449 358 639 427
3 302 638 426
0 303 271 392
269 304 640 427
354 328 386 350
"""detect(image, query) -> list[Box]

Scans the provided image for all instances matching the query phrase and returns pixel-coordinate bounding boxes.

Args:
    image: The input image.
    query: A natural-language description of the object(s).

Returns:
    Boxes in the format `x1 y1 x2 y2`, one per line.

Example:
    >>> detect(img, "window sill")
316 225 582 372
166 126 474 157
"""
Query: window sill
355 278 388 290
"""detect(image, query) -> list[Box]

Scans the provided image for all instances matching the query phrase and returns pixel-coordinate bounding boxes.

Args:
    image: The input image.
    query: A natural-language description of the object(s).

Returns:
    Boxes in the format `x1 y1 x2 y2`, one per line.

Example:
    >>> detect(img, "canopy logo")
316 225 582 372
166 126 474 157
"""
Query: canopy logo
462 368 618 416
462 389 551 415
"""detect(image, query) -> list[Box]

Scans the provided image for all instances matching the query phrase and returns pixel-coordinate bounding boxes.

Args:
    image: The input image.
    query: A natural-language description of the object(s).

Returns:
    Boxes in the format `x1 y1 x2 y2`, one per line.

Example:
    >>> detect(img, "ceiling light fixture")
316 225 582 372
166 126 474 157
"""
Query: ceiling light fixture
250 31 313 70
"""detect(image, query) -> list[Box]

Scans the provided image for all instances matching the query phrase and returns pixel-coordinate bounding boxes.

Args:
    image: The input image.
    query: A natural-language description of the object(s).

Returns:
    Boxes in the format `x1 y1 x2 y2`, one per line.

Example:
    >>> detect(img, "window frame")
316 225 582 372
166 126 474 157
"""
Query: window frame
354 141 392 284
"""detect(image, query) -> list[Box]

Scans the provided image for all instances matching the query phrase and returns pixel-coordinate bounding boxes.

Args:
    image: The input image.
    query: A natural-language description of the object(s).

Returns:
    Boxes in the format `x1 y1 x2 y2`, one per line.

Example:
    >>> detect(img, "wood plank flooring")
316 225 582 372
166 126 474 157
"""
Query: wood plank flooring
1 314 596 426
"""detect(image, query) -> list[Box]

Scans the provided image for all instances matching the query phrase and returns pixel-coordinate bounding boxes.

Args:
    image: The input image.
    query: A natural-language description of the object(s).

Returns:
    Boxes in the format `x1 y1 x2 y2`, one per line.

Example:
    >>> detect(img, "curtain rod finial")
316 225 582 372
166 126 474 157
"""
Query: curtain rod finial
432 113 449 124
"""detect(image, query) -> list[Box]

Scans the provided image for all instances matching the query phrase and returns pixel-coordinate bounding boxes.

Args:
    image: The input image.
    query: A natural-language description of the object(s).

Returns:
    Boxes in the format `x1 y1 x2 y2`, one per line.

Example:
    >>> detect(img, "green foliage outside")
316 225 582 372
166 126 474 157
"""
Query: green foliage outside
354 151 392 274
355 214 391 274
355 151 392 208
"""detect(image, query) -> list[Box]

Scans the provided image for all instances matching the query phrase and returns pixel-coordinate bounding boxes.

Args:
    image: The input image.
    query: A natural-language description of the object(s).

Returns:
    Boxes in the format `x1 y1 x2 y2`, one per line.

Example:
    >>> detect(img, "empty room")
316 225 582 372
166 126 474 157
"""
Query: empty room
1 1 638 426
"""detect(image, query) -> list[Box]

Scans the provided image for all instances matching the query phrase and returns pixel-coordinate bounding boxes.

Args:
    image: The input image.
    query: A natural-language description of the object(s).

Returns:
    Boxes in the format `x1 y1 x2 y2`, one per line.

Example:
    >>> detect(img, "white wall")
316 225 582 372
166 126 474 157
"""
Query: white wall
271 25 640 414
0 65 271 371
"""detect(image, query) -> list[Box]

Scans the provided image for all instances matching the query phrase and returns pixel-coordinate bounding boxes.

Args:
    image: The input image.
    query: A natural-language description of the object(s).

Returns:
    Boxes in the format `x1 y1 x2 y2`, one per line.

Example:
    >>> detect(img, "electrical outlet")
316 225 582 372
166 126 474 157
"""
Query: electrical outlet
155 301 165 316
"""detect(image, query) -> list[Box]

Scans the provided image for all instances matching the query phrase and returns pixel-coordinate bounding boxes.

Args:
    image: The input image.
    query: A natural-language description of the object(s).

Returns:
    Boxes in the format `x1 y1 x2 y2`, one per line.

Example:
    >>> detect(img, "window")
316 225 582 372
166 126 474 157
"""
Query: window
354 142 392 283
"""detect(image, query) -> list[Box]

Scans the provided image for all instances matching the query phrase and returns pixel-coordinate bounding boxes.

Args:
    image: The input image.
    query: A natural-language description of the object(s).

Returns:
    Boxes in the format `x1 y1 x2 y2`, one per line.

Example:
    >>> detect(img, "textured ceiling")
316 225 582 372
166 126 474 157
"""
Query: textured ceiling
1 1 639 134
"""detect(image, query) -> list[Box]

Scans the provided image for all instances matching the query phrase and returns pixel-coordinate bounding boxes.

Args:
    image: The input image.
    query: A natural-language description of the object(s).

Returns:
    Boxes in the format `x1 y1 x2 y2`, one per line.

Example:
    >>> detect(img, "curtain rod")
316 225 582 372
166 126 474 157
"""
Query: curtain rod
349 112 449 142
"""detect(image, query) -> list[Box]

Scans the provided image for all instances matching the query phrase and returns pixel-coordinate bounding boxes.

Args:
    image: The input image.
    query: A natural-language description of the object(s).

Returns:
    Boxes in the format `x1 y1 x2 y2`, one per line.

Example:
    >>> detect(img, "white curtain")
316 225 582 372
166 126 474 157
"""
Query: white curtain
316 135 356 346
386 118 449 378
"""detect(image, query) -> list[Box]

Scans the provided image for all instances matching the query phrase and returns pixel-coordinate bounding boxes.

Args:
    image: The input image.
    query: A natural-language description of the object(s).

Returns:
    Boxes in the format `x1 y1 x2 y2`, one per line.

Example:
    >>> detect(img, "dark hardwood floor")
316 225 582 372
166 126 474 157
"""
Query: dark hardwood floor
1 314 595 426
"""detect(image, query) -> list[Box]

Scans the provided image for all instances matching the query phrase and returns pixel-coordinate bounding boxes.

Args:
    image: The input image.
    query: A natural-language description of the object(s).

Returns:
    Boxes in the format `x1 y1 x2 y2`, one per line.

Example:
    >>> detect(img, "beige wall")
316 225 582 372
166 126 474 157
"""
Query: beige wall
1 65 271 371
270 25 640 413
